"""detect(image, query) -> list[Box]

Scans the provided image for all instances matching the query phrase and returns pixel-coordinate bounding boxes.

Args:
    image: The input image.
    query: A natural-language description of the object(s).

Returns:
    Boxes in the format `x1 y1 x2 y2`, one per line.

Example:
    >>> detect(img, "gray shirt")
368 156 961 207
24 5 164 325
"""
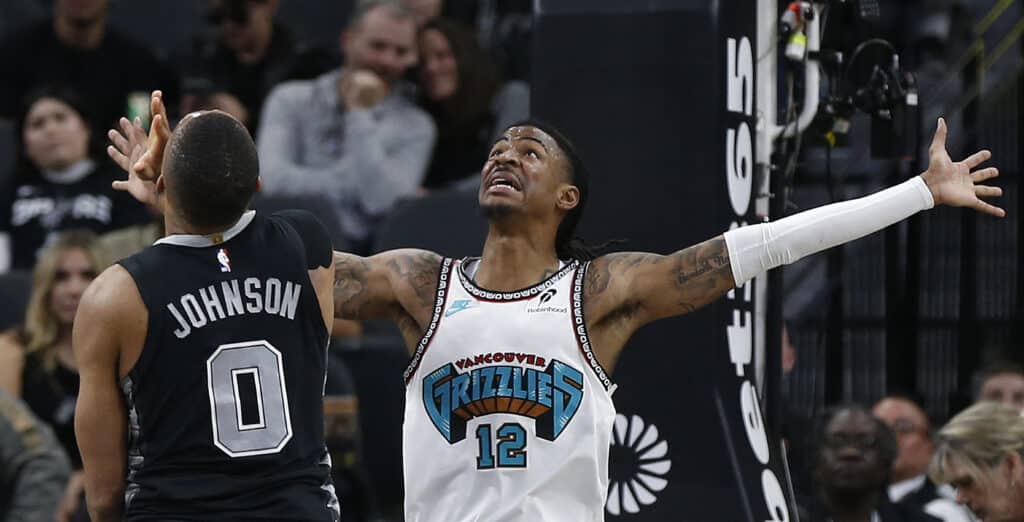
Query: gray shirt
257 69 436 243
0 391 70 522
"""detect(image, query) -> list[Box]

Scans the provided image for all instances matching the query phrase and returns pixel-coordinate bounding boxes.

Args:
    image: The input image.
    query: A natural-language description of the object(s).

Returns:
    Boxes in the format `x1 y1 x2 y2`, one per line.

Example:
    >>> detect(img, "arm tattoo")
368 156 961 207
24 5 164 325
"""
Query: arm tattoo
334 254 372 317
387 252 442 309
671 238 733 313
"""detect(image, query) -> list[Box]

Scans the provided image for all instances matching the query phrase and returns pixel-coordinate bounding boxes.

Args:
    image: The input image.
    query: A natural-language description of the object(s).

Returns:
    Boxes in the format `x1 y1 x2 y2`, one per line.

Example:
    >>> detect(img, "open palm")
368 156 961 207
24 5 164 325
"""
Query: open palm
921 118 1005 217
107 90 171 207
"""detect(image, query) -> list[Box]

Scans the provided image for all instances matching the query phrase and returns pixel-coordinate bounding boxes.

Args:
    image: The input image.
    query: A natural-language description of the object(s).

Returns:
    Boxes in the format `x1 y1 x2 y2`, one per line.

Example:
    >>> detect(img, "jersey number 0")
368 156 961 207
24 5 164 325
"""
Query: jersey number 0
206 340 294 457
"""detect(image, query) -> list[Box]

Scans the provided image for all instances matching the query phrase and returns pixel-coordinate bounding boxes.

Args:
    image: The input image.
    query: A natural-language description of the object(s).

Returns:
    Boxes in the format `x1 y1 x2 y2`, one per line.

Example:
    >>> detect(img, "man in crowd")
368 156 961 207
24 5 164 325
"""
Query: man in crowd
257 0 435 253
0 0 178 131
873 394 973 522
975 361 1024 412
0 390 71 522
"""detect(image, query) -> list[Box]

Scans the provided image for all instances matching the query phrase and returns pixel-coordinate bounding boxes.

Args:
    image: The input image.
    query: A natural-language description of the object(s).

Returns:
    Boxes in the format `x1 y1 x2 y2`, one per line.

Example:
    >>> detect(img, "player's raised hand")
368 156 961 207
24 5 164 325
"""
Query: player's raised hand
921 117 1005 217
134 90 172 180
108 115 158 206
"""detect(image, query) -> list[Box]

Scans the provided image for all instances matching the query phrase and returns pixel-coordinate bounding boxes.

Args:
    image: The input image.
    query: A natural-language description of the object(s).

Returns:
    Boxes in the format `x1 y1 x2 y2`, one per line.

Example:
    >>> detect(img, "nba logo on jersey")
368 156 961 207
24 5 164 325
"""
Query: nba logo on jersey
217 248 232 273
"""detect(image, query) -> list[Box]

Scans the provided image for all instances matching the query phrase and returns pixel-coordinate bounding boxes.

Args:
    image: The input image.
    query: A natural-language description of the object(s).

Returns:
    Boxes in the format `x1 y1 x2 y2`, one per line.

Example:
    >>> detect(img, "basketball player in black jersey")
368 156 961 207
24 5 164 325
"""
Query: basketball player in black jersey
75 95 339 521
110 91 1002 519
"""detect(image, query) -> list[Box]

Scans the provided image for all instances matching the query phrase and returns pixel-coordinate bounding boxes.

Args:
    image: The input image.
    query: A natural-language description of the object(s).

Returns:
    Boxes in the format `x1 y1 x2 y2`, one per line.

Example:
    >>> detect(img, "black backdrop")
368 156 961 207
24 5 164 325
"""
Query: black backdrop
532 1 793 520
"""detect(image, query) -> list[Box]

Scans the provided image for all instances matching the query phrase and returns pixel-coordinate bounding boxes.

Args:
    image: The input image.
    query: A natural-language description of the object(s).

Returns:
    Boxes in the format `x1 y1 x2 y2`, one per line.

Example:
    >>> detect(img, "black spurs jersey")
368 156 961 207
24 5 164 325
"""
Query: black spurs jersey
117 210 338 521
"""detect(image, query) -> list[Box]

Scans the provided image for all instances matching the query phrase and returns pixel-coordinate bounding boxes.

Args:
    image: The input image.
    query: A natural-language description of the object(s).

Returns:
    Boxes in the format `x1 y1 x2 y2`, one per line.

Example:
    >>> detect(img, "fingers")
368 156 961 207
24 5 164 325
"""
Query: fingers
107 128 129 153
929 117 947 153
975 184 1003 198
963 149 992 169
107 144 130 171
973 199 1006 218
971 167 1000 183
112 179 129 192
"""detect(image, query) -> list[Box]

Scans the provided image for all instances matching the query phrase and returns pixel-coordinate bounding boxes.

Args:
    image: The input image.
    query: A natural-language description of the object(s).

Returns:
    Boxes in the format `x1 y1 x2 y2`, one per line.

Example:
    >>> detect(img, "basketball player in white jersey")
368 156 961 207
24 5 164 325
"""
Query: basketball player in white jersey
111 91 1002 522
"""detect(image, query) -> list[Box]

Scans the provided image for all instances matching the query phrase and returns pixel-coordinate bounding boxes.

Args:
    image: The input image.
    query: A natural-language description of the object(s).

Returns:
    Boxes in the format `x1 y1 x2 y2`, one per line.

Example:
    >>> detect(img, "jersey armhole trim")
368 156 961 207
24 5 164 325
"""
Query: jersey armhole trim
403 257 453 384
571 261 616 394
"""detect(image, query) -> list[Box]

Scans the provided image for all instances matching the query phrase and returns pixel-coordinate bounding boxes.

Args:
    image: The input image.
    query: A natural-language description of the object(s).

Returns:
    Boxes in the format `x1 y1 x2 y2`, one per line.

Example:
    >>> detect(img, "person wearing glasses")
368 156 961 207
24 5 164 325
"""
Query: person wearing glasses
176 0 299 133
808 404 941 522
873 394 973 522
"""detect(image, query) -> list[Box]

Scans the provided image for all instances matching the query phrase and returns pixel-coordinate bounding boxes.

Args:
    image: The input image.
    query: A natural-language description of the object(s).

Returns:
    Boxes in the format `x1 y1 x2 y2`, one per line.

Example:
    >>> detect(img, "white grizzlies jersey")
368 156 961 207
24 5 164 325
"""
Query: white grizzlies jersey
403 257 617 522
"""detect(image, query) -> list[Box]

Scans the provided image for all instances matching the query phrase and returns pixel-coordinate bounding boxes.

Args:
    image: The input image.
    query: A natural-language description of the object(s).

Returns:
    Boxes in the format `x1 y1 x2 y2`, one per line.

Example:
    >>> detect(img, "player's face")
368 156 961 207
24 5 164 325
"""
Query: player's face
817 410 889 491
343 7 418 85
480 126 574 220
872 398 933 481
945 456 1022 522
48 248 98 326
418 28 458 101
979 373 1024 412
23 98 92 172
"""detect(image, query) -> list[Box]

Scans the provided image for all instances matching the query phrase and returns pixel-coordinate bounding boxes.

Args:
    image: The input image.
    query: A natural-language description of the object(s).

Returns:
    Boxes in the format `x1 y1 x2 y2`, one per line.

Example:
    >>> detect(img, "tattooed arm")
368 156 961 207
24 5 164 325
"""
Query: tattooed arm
333 249 443 351
583 238 734 369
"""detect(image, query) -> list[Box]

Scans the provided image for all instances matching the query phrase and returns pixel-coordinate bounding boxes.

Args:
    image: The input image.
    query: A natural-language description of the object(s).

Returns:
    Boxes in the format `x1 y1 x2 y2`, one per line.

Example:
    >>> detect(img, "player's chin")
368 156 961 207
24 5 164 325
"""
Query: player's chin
479 200 521 221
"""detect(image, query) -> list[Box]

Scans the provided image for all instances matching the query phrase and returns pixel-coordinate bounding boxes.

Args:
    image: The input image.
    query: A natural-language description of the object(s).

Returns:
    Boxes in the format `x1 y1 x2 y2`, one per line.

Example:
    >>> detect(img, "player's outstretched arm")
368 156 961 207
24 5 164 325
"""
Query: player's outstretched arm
73 266 144 522
586 118 1002 342
334 249 443 350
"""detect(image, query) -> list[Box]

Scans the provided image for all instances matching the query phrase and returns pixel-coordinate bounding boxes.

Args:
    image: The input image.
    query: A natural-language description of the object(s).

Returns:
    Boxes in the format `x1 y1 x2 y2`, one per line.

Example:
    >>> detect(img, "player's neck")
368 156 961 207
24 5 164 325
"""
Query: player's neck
476 230 559 292
163 211 232 237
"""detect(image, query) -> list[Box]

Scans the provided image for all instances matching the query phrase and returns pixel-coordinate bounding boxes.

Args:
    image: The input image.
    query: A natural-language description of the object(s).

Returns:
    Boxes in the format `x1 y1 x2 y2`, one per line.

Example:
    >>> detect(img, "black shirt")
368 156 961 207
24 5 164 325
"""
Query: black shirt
117 210 337 521
0 20 178 130
0 161 152 269
21 353 81 469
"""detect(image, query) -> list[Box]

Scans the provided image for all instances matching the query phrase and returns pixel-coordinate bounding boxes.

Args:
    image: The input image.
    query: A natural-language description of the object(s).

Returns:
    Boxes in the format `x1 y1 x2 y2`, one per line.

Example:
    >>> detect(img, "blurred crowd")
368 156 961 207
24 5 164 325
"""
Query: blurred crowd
0 0 530 520
1 1 1023 522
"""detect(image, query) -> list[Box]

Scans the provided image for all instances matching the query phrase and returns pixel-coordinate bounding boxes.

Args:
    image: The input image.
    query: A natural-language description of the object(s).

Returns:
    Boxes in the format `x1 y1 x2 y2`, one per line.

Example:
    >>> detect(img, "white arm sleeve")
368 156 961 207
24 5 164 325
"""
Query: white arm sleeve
723 176 935 286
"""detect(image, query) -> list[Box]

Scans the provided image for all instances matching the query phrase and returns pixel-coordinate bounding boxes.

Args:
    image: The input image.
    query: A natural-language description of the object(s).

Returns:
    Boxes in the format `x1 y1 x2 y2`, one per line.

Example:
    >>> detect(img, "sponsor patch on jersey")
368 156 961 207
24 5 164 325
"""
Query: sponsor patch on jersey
217 248 232 273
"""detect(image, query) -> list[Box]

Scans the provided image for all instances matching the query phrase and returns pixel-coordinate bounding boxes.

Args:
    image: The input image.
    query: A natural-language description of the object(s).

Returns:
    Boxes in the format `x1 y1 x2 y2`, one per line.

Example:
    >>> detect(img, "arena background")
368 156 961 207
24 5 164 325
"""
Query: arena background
0 0 1021 521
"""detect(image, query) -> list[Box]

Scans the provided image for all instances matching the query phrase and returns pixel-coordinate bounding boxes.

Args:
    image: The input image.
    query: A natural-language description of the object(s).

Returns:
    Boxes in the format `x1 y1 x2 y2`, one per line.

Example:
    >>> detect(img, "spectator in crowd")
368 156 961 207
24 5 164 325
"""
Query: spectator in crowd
873 393 972 522
416 18 529 190
930 401 1024 522
807 404 940 522
975 360 1024 412
0 87 150 270
0 390 71 522
257 0 435 253
177 0 300 133
442 0 533 82
0 230 108 522
0 0 178 132
407 0 443 27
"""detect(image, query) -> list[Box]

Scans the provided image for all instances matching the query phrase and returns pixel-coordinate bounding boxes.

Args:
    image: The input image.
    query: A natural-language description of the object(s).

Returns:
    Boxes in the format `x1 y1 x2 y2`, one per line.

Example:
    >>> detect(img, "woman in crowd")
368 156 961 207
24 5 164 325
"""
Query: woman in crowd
0 230 108 522
0 86 149 270
416 18 529 189
930 401 1024 521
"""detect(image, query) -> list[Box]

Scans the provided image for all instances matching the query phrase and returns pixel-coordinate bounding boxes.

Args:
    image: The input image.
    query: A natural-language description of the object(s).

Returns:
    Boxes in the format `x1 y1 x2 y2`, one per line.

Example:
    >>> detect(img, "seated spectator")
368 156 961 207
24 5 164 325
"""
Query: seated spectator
975 360 1024 412
416 18 529 190
873 393 972 522
0 230 108 522
0 0 178 131
806 404 940 522
177 0 300 132
0 390 71 522
0 87 151 270
930 402 1024 522
257 0 435 253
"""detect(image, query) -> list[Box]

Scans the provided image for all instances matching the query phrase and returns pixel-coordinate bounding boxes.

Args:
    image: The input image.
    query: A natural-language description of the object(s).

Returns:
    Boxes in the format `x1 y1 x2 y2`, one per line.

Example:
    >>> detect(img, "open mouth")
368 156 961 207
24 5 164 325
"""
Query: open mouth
485 170 523 195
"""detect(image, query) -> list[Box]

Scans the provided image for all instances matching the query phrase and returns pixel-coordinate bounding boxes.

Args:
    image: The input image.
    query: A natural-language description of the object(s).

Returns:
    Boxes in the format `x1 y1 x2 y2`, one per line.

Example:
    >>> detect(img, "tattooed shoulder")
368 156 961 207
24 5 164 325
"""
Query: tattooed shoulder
388 250 444 308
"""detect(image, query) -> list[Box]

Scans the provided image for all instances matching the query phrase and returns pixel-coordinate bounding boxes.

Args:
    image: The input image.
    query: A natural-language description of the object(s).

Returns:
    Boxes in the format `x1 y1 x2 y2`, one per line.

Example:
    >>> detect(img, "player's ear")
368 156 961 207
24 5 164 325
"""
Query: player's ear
557 184 580 212
156 175 166 194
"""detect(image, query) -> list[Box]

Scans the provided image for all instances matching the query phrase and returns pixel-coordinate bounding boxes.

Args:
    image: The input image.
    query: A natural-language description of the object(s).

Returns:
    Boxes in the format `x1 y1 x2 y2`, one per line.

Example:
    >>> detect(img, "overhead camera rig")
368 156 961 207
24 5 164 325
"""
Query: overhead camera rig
771 0 918 159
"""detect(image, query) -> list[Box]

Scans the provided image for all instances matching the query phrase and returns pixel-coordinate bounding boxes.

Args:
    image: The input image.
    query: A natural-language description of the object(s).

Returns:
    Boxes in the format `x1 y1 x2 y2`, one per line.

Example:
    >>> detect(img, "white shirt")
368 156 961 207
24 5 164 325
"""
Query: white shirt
888 475 975 522
402 258 617 522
